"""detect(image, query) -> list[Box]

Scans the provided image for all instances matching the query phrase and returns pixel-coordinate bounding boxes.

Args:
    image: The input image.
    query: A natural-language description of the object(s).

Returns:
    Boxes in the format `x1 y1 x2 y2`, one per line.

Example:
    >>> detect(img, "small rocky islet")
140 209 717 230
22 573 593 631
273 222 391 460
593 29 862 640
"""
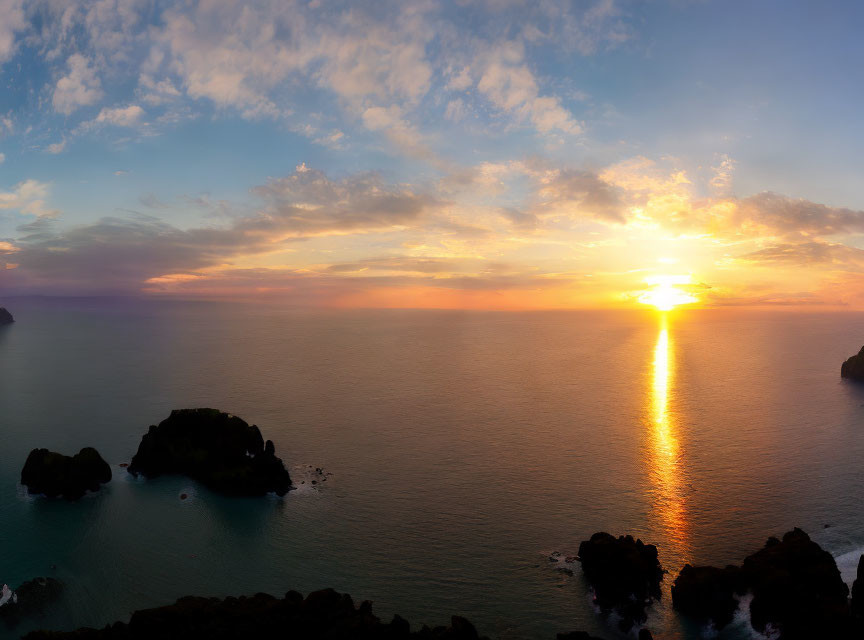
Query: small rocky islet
0 307 13 325
21 448 112 501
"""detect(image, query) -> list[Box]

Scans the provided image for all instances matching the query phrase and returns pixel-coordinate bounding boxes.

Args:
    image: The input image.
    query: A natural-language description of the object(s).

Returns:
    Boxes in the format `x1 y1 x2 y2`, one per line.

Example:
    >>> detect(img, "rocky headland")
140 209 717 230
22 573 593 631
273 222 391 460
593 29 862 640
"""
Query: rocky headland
841 346 864 380
127 409 292 496
0 307 13 325
21 448 112 500
0 577 63 628
576 532 664 632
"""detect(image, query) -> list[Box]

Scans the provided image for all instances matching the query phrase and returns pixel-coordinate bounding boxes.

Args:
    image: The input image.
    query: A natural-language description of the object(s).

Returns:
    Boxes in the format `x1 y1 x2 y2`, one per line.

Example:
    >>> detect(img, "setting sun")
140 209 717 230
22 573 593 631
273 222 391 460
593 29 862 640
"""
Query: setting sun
639 275 699 311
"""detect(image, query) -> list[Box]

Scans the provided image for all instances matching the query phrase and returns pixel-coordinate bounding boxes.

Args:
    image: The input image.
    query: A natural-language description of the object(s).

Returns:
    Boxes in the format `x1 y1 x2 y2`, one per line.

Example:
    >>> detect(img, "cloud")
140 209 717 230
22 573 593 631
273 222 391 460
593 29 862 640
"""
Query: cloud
2 165 443 293
740 241 864 270
46 141 68 154
532 168 626 223
0 0 25 63
53 54 104 115
475 43 582 135
0 180 59 218
728 192 864 239
94 104 145 126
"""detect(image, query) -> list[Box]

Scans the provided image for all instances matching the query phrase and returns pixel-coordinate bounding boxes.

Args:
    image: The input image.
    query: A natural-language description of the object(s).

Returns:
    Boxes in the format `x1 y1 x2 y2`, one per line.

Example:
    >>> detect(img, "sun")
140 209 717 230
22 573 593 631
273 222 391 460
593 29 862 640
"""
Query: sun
639 275 698 311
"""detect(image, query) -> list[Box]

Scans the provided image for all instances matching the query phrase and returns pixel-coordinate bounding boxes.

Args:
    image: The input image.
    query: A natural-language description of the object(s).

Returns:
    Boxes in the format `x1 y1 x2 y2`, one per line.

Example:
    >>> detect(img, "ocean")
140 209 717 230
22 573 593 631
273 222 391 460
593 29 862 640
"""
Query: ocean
3 298 864 639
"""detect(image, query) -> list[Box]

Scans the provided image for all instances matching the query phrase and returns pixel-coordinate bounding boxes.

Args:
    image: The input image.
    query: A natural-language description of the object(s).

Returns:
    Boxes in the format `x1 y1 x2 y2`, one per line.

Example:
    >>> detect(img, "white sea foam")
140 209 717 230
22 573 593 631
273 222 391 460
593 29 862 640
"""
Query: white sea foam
834 547 864 589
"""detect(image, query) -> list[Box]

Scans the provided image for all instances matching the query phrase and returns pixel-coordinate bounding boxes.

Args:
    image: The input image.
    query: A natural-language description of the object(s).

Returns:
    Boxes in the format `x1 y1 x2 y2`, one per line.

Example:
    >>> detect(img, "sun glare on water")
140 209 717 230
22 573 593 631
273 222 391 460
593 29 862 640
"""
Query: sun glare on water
639 275 698 311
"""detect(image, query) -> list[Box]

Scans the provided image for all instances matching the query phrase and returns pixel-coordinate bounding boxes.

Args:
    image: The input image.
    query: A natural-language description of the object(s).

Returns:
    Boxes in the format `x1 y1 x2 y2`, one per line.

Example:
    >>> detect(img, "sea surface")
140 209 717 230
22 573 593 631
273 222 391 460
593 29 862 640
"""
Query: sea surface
3 298 864 639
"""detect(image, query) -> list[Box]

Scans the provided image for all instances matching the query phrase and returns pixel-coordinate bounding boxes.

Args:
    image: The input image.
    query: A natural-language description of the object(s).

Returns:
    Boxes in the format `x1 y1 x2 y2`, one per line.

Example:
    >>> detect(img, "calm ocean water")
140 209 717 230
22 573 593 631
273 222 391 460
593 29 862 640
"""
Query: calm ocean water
3 298 864 639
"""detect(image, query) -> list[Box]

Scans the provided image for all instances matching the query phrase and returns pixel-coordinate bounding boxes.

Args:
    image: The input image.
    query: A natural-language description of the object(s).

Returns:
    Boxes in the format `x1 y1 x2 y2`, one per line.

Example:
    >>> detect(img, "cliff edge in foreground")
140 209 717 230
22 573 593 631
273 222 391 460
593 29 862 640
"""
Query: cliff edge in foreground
22 589 490 640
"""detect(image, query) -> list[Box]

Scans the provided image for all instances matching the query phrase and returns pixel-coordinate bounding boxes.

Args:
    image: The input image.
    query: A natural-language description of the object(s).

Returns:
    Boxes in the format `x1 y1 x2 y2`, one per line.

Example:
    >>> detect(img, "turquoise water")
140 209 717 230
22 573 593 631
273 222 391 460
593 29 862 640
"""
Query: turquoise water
3 299 864 639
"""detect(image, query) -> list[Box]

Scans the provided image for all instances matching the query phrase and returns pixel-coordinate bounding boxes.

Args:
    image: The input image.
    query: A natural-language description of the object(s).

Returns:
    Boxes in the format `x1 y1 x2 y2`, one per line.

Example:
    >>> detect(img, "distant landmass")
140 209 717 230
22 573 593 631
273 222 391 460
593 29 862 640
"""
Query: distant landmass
0 308 13 325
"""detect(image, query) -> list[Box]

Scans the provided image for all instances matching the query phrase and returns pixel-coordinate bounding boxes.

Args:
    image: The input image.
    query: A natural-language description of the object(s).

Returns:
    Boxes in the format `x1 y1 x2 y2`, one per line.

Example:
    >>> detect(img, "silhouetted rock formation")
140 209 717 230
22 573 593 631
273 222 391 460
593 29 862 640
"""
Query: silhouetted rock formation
577 532 664 632
555 633 606 640
744 529 849 639
22 589 489 640
671 564 744 629
672 529 850 639
128 409 292 496
21 448 112 500
852 555 864 621
841 346 864 379
0 577 63 628
0 308 13 325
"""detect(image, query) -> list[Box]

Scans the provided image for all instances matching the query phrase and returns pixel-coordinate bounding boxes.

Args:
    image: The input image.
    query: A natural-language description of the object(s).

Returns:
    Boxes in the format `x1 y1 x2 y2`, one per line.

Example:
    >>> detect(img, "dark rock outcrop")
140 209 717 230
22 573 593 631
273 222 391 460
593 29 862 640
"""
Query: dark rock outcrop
671 564 744 629
22 588 488 640
0 577 63 628
555 633 606 640
743 529 850 639
841 346 864 380
128 409 292 496
672 529 850 639
21 448 112 500
577 532 664 632
0 308 13 325
851 555 864 620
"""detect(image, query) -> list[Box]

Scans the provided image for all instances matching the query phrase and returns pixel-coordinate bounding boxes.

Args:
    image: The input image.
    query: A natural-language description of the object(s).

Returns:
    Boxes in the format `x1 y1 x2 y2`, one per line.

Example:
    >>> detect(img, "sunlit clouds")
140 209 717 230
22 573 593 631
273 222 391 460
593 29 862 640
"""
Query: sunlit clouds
2 1 864 307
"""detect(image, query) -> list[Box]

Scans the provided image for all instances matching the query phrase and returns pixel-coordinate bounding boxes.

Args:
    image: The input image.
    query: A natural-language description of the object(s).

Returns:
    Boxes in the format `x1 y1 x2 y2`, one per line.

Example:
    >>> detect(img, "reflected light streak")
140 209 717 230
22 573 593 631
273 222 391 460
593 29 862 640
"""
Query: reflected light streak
648 313 690 559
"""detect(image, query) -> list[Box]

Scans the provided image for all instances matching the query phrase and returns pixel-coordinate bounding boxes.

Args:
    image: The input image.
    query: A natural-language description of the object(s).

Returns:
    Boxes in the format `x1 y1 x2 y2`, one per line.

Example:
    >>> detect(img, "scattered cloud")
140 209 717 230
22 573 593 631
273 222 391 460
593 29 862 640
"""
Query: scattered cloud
53 54 104 115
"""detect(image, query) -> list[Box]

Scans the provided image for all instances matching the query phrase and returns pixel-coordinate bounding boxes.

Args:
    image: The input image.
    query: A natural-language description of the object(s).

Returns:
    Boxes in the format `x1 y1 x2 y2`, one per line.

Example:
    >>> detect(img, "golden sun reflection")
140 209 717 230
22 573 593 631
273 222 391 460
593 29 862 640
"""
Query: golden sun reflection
647 313 690 558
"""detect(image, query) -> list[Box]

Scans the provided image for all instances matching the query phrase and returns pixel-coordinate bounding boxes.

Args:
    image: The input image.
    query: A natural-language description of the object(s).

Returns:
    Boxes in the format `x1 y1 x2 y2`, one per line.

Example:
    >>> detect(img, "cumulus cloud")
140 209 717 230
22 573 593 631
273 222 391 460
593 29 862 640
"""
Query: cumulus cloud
475 43 582 135
53 54 104 115
0 180 59 218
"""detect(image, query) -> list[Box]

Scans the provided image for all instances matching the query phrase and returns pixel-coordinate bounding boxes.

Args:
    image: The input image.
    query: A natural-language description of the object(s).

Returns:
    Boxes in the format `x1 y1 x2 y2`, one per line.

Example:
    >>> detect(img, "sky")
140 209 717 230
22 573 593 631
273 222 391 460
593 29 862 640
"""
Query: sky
2 0 864 308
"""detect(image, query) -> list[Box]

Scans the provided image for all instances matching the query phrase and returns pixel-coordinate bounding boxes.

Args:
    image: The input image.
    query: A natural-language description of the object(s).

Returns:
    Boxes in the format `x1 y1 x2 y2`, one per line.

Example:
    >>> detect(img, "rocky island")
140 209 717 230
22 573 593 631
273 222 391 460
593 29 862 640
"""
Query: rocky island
0 308 13 325
128 409 293 496
577 532 664 633
842 346 864 380
672 528 852 639
21 448 112 500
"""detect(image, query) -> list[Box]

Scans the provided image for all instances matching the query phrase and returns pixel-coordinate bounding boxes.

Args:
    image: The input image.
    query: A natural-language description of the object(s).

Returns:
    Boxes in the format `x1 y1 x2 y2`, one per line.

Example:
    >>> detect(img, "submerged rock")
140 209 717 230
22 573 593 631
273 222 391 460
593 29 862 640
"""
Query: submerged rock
128 409 292 496
0 308 13 325
841 346 864 380
672 528 850 639
577 532 664 632
0 577 63 628
22 588 489 639
21 448 112 500
671 564 745 629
